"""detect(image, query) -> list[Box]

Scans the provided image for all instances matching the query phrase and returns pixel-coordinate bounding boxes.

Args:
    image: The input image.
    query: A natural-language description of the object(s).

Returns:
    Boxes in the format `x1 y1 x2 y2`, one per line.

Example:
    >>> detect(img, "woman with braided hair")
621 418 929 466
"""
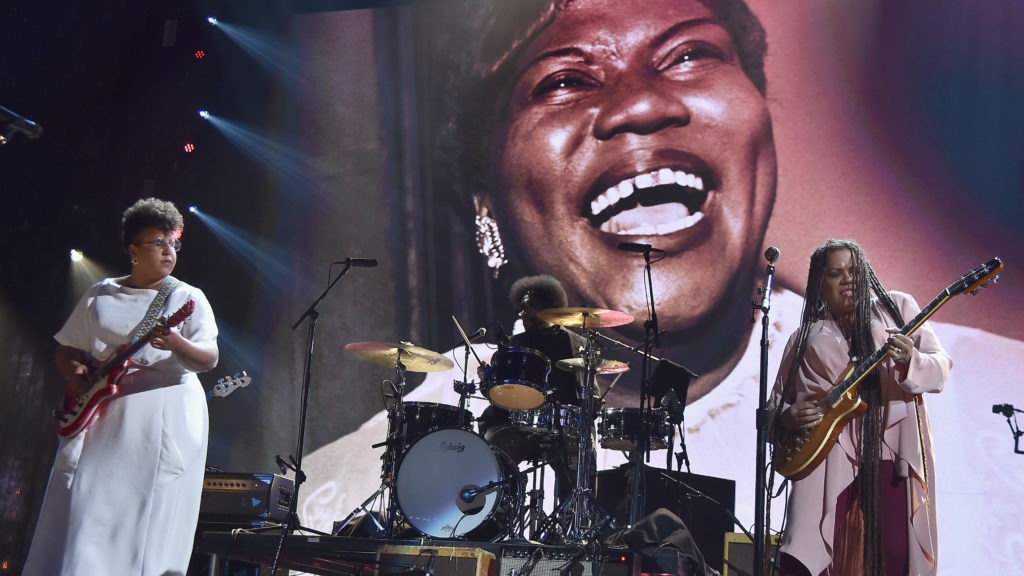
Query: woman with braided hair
770 239 951 575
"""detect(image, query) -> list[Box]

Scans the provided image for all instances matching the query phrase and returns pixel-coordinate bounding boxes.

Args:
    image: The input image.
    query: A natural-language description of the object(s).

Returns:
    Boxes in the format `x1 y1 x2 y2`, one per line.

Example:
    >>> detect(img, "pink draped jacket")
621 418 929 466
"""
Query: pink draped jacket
770 291 952 575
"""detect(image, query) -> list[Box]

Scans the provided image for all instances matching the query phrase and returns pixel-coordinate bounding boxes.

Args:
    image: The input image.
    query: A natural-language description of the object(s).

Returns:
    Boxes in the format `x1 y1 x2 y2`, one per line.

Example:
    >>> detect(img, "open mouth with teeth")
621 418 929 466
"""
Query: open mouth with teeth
586 167 711 236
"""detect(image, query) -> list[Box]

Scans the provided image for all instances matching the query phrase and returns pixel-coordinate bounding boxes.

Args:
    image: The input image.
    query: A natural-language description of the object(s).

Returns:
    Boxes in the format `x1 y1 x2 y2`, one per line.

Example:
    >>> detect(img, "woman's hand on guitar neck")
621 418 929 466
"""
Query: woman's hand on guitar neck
782 400 824 432
65 361 92 396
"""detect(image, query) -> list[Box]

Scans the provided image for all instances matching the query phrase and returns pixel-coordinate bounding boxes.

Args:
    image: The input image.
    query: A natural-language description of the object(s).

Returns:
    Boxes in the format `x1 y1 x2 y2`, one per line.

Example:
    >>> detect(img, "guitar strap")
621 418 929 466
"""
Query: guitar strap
914 394 929 487
129 276 179 350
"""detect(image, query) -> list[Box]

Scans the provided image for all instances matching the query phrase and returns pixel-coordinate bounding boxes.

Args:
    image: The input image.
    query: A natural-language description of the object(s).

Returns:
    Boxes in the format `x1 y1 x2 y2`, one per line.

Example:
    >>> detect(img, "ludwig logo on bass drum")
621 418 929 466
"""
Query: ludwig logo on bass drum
438 441 465 453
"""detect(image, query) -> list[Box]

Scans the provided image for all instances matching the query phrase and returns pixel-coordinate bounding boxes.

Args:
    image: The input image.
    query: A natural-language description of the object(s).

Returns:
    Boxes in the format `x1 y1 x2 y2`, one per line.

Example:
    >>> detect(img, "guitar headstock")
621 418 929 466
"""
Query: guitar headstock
949 257 1004 297
211 371 252 398
164 299 196 328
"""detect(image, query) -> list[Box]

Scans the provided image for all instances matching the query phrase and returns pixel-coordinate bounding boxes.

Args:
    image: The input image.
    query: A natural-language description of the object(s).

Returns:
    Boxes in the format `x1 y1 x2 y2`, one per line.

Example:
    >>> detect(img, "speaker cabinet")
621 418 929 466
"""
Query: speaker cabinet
499 544 635 576
722 533 780 576
378 544 496 576
595 465 735 572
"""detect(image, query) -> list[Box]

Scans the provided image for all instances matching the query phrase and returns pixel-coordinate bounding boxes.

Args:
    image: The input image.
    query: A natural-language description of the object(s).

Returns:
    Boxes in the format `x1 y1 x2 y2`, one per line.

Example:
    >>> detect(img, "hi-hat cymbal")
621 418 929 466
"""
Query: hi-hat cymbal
537 306 634 328
556 357 630 374
345 341 454 372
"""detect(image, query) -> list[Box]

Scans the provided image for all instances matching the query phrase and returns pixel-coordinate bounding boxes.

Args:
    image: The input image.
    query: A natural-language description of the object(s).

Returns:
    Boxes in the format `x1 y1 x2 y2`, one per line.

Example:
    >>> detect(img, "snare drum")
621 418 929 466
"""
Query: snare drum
482 347 550 410
598 407 673 451
482 404 581 462
396 428 523 540
509 404 581 438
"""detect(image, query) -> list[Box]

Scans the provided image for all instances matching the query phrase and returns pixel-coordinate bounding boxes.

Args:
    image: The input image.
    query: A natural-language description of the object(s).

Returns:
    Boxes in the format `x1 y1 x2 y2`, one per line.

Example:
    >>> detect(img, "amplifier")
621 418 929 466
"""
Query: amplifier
722 533 780 576
596 465 734 572
499 544 636 576
378 544 496 576
199 472 293 524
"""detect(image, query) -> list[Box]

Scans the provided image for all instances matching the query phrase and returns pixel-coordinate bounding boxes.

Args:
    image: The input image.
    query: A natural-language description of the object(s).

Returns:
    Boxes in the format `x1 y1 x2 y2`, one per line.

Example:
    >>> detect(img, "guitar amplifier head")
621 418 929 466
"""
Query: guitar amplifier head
199 472 293 524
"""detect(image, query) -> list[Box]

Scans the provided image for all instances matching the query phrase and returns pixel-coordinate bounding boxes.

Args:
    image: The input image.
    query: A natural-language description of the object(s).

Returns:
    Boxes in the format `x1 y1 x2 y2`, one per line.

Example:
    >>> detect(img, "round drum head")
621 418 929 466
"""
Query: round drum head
487 384 546 410
395 428 505 538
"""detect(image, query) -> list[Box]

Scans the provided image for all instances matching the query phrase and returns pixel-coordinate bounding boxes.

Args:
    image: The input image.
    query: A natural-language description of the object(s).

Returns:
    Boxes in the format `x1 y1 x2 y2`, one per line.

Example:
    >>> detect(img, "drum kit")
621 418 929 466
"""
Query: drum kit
336 306 681 545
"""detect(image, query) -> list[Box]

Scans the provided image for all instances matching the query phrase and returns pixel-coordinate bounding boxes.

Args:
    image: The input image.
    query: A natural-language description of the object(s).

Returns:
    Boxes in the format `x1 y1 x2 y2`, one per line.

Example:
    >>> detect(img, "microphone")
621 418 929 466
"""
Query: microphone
333 258 378 267
0 105 43 142
493 322 512 348
993 404 1018 417
452 327 486 350
617 242 665 254
460 481 500 503
764 246 781 263
660 388 685 424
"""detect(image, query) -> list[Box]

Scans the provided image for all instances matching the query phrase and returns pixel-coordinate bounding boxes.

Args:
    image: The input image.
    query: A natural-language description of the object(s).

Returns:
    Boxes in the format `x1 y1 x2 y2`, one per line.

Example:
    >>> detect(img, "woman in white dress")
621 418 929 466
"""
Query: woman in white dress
23 197 219 576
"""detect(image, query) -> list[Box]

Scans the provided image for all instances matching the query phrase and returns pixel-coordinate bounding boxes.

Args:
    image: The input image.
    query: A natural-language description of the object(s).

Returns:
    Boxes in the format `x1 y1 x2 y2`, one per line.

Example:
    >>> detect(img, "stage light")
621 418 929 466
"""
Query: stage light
194 49 206 59
189 206 199 214
207 16 218 26
69 249 83 262
183 142 195 153
198 110 210 119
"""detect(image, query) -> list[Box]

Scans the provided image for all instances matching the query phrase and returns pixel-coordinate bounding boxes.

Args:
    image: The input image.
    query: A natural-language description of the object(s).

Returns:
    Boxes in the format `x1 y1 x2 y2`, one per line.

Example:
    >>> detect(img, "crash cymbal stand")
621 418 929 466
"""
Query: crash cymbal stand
535 324 614 544
334 354 409 538
381 355 409 537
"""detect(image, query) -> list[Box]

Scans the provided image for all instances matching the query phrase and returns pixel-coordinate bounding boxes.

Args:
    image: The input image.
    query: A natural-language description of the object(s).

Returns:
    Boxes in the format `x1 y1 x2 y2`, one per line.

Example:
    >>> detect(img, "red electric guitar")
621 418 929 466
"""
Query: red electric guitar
772 257 1004 480
53 299 195 438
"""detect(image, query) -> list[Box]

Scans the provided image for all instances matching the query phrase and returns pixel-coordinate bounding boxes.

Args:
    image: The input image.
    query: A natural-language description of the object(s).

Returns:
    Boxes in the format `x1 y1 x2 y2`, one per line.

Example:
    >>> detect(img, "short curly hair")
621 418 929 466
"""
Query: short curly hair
509 274 569 310
121 197 184 253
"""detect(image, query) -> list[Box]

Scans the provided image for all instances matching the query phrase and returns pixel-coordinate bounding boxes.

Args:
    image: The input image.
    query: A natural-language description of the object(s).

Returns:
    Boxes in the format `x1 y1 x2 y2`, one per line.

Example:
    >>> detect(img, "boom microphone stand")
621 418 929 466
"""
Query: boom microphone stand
269 258 377 575
751 246 780 576
617 242 668 527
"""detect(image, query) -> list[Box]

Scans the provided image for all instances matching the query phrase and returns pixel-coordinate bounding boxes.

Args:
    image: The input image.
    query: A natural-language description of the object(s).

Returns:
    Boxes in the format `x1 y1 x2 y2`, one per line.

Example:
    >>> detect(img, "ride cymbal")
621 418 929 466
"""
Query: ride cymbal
537 306 634 328
555 357 630 374
344 341 454 372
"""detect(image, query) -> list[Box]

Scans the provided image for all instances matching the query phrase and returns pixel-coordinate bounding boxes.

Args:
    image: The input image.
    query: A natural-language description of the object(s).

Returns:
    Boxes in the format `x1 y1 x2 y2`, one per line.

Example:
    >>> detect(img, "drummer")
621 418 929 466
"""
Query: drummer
478 274 601 503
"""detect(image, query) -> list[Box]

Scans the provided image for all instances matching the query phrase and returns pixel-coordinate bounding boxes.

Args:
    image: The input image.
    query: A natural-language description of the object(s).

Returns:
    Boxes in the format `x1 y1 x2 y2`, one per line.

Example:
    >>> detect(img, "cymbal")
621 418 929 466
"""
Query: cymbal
556 357 630 374
537 306 634 328
344 341 454 372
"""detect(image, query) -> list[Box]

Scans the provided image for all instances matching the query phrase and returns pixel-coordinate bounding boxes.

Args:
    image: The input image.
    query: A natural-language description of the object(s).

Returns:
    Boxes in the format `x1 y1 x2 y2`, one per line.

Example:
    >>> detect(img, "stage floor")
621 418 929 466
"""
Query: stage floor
197 531 640 576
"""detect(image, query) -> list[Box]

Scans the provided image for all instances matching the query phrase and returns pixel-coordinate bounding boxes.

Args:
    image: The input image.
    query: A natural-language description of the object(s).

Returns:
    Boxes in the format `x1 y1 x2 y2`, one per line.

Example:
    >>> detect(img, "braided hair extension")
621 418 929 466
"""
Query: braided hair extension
777 240 905 574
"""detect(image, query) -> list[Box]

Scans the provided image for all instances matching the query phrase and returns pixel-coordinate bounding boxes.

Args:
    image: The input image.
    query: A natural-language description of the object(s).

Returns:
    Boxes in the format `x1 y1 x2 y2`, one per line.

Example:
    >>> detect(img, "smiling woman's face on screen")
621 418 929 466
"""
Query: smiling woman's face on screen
483 0 777 335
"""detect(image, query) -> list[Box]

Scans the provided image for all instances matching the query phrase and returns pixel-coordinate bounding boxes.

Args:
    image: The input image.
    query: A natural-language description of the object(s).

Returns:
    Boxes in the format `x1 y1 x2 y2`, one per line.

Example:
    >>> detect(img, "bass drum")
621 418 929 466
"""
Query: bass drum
395 428 523 540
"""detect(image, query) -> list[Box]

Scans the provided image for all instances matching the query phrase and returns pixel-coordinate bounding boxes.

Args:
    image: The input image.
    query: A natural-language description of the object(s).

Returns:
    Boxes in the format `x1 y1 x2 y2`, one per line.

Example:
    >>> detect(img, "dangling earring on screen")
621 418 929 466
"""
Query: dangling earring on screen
474 197 506 278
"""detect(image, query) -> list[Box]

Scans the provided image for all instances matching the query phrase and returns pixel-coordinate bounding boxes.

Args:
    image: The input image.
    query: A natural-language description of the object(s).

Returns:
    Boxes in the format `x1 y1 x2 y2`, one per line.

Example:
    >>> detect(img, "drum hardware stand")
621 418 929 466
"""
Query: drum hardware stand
584 328 698 514
451 315 486 428
534 324 614 544
263 259 370 576
334 354 410 538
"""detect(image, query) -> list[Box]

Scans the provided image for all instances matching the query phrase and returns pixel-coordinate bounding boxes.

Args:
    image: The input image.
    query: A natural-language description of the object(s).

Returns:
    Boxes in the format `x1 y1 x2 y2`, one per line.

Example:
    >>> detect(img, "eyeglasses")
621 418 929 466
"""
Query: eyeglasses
137 237 182 252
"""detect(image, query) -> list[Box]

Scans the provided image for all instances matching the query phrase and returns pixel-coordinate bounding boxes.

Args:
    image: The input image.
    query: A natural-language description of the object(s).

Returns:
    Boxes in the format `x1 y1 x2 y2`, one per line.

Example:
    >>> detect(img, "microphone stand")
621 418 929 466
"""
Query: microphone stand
751 250 778 576
628 246 659 527
268 261 358 575
586 330 698 381
995 406 1024 454
451 316 483 427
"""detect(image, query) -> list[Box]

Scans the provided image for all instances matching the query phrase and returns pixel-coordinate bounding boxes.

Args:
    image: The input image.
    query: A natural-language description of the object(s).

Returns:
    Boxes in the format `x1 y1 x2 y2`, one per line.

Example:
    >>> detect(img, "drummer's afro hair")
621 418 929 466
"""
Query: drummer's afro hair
509 274 568 309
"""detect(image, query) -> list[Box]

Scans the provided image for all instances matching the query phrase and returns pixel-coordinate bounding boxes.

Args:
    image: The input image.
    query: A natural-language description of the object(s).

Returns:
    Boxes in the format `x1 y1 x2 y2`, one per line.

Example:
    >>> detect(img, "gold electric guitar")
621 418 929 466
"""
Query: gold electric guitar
772 257 1004 481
